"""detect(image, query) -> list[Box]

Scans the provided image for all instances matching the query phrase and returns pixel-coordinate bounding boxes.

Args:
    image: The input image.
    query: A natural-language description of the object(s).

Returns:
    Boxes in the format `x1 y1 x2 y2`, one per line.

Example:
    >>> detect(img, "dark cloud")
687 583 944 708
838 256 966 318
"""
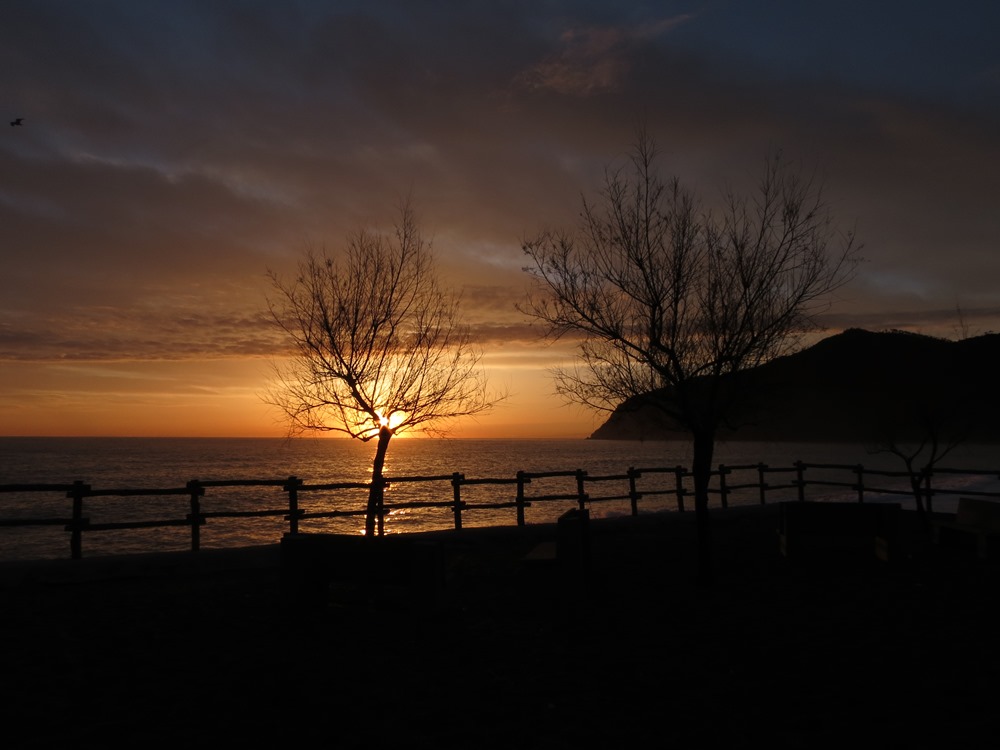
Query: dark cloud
0 304 283 362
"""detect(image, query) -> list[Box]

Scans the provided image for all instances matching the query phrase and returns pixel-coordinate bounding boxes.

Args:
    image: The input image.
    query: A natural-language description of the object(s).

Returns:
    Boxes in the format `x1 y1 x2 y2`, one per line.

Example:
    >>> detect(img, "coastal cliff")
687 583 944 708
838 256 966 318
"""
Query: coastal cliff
590 328 1000 443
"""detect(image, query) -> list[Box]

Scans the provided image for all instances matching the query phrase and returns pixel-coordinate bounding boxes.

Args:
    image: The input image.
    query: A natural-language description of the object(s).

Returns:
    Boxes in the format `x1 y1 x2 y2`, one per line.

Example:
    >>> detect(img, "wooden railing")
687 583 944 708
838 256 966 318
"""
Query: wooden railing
2 460 999 560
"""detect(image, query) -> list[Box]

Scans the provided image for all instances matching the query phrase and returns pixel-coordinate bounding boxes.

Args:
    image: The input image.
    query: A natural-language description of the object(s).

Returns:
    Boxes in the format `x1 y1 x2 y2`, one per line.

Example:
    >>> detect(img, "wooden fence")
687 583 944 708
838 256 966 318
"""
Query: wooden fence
2 460 999 560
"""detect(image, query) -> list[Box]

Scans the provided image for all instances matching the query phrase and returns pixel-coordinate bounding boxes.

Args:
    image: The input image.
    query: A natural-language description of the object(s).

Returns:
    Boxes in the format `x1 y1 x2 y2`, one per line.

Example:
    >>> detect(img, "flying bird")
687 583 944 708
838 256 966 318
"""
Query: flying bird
10 118 23 126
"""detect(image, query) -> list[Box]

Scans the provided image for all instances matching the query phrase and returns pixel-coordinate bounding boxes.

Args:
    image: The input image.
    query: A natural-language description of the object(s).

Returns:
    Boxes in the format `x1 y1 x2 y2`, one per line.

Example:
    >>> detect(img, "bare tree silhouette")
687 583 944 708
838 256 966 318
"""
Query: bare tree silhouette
267 201 503 536
520 130 860 584
869 350 974 537
871 424 965 538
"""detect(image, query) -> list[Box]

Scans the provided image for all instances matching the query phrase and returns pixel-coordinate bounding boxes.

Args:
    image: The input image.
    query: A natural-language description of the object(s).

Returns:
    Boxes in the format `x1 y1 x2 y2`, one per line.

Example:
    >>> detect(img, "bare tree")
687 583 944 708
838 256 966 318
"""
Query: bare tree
869 362 973 536
267 203 501 536
871 429 964 538
520 132 859 584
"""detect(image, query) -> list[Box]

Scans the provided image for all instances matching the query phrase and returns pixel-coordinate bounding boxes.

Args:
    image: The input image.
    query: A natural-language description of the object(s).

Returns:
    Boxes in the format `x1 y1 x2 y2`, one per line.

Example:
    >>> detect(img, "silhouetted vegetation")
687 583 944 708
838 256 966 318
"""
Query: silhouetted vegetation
266 202 503 536
521 131 859 583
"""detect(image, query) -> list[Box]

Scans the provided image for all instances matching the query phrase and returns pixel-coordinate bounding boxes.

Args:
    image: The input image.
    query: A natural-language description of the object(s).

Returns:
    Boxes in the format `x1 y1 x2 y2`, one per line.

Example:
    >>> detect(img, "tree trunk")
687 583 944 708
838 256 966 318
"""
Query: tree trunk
691 428 716 587
365 426 393 537
909 468 933 540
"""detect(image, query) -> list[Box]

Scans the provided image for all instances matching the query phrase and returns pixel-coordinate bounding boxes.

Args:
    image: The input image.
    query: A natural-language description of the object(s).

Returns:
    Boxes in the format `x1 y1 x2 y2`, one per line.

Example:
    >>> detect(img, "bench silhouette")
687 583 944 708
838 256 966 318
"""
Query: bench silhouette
778 501 900 562
933 497 1000 560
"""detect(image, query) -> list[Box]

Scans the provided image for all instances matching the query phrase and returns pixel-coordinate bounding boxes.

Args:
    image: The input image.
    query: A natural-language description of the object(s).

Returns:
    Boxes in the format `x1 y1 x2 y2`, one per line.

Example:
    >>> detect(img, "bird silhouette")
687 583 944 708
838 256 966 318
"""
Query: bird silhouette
10 118 23 126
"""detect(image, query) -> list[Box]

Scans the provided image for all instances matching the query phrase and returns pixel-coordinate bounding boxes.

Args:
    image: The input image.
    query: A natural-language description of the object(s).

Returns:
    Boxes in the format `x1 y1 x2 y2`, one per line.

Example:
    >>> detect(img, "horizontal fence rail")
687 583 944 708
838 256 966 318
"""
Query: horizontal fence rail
2 460 999 560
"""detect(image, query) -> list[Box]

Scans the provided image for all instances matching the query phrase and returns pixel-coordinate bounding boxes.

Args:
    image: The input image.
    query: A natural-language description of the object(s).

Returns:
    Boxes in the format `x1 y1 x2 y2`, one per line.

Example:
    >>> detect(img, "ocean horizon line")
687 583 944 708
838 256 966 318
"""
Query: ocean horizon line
0 434 599 441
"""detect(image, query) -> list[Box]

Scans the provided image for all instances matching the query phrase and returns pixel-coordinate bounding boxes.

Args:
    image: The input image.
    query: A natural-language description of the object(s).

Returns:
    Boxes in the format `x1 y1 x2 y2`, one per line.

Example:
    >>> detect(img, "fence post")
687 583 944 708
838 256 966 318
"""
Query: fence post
186 480 204 552
575 469 588 511
67 480 89 560
451 472 464 530
854 465 865 503
795 461 806 502
285 476 301 535
718 465 729 510
757 463 768 505
516 471 527 527
674 466 686 512
627 467 640 516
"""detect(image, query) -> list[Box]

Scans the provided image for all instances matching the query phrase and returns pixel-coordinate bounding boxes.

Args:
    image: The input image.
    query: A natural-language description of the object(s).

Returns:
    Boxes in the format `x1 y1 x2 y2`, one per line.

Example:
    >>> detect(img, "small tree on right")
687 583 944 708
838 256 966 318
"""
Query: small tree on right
869 412 967 539
868 336 975 538
520 131 860 584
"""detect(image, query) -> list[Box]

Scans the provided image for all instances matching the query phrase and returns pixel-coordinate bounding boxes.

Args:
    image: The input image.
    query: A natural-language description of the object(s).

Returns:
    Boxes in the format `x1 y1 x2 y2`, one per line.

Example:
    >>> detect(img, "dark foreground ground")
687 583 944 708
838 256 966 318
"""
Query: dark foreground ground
1 506 998 749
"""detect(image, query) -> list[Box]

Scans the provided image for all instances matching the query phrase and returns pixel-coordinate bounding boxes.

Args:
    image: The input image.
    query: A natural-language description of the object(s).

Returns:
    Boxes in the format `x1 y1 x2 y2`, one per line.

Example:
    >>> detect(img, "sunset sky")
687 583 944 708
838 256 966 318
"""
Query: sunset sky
2 1 999 439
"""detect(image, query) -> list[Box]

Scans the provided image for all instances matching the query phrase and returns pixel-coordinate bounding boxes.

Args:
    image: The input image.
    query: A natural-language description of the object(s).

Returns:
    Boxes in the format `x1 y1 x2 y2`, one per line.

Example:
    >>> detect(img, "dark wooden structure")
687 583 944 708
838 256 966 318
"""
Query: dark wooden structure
778 501 901 562
3 459 1000 561
933 496 1000 559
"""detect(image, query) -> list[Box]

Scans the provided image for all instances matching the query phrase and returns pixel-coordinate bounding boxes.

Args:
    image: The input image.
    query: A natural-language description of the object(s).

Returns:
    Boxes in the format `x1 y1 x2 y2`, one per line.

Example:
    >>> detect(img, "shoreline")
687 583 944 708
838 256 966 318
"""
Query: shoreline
0 503 953 588
0 507 698 587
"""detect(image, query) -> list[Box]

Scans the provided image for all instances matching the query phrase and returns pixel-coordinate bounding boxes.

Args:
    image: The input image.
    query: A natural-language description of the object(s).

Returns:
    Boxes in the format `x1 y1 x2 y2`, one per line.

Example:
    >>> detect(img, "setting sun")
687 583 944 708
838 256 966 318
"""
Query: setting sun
377 410 407 431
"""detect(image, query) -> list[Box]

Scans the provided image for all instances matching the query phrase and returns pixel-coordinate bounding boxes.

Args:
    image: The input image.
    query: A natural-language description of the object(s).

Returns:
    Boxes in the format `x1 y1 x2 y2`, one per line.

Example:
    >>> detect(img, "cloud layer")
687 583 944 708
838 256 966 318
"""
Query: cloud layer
2 1 999 435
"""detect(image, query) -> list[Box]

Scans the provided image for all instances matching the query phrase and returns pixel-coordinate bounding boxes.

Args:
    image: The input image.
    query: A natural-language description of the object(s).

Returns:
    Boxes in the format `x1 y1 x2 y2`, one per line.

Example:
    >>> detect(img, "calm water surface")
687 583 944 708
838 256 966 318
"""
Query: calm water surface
2 437 998 561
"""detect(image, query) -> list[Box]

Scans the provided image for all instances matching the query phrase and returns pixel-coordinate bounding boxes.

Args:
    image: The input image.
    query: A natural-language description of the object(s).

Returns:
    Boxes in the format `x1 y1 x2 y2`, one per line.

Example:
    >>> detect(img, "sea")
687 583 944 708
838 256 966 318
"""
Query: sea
2 436 999 562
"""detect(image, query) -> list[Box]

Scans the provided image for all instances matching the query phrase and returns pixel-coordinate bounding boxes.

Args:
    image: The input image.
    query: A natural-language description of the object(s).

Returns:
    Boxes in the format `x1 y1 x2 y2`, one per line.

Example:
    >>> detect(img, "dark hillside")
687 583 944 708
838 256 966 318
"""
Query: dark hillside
591 328 1000 443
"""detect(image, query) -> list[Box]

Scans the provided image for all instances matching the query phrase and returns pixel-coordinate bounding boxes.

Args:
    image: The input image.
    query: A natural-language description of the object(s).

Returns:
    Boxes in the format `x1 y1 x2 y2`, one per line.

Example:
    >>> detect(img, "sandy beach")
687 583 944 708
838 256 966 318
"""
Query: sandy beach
1 506 997 748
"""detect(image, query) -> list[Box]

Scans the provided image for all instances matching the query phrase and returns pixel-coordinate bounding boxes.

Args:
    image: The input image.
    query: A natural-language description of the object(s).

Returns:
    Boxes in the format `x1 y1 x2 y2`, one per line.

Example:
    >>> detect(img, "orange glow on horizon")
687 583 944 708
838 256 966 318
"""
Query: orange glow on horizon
0 357 599 439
